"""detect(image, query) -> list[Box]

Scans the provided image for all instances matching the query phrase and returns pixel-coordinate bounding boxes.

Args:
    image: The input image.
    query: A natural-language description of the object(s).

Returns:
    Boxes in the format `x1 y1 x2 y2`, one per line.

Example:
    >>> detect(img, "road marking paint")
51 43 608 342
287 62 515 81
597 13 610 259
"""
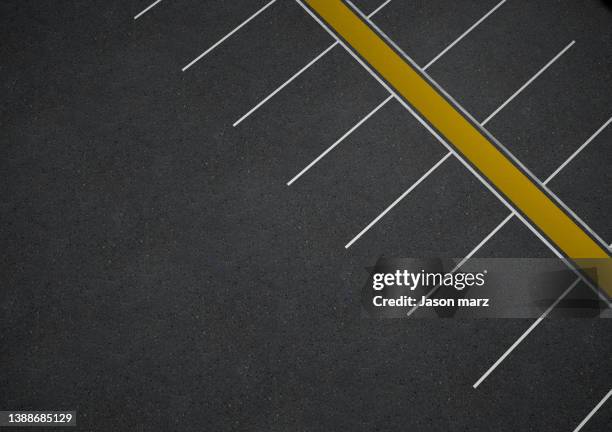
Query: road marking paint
287 0 508 183
572 388 612 432
546 117 612 183
408 117 612 318
343 2 610 289
346 45 574 249
423 0 507 70
481 41 575 125
472 277 581 389
134 0 163 20
234 43 338 127
345 152 452 248
233 0 393 126
287 95 393 185
285 93 392 181
301 0 612 296
182 0 278 72
367 0 393 17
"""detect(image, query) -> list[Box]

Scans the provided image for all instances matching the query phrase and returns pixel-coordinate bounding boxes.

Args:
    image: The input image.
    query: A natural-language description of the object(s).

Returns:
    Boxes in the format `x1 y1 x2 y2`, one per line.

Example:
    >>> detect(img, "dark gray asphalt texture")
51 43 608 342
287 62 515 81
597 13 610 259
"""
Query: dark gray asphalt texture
2 0 611 430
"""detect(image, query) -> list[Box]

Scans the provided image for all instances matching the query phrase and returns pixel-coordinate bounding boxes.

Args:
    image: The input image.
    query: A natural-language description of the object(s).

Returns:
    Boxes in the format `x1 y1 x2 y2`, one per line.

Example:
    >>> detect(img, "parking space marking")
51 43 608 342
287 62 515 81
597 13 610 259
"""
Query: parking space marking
286 0 508 184
287 95 393 185
473 277 581 389
407 117 612 319
344 152 452 248
233 0 394 127
547 117 612 183
422 0 507 70
134 0 164 20
572 388 612 432
182 0 278 72
482 41 575 125
234 43 339 127
300 0 612 296
345 42 575 249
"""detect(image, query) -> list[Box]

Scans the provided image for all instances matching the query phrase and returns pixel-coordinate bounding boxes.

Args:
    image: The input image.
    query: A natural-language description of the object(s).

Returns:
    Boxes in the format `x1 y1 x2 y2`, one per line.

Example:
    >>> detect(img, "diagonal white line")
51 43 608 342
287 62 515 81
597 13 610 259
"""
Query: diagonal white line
367 0 394 17
287 95 394 185
472 277 581 389
283 93 393 176
134 0 163 20
546 116 612 183
182 0 278 72
234 43 339 127
473 245 612 389
286 0 508 182
472 244 612 388
404 213 515 317
233 0 394 127
481 40 575 125
572 388 612 432
344 152 453 248
423 0 507 70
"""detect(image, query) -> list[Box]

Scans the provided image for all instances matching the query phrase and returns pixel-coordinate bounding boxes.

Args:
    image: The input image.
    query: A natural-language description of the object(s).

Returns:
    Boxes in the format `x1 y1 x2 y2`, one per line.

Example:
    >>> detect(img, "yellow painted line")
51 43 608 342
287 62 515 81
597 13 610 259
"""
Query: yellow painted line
303 0 612 297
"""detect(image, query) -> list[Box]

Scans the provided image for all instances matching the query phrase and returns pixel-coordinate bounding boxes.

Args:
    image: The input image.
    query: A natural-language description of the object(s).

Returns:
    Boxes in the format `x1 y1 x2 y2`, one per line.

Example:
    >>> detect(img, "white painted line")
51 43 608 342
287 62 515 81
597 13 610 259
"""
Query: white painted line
404 212 515 317
546 116 612 183
407 117 612 318
233 0 394 126
367 0 394 17
481 40 575 126
286 0 507 180
472 277 581 389
284 92 393 173
287 95 394 186
572 388 612 432
344 152 452 248
234 43 339 127
182 0 278 72
423 0 507 70
134 0 163 20
452 214 514 271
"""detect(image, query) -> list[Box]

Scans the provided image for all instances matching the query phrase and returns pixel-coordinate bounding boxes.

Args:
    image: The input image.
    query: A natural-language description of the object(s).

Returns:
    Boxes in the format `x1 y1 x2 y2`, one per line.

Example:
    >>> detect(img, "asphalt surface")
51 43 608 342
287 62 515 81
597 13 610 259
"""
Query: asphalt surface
2 0 611 430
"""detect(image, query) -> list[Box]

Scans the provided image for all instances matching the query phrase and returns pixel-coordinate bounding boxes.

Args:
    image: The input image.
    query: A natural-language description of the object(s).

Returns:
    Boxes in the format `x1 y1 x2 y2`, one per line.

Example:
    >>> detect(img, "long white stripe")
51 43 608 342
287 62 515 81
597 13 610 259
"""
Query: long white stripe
182 0 278 72
472 278 580 389
233 0 394 126
287 95 393 185
404 213 515 317
234 43 339 127
481 41 575 126
423 0 507 70
546 116 612 183
345 152 452 248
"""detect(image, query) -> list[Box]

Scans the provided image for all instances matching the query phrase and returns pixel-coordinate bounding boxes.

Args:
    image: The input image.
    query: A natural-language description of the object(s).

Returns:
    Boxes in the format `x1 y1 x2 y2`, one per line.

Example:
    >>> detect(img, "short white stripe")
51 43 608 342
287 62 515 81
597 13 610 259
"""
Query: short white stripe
134 0 163 20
